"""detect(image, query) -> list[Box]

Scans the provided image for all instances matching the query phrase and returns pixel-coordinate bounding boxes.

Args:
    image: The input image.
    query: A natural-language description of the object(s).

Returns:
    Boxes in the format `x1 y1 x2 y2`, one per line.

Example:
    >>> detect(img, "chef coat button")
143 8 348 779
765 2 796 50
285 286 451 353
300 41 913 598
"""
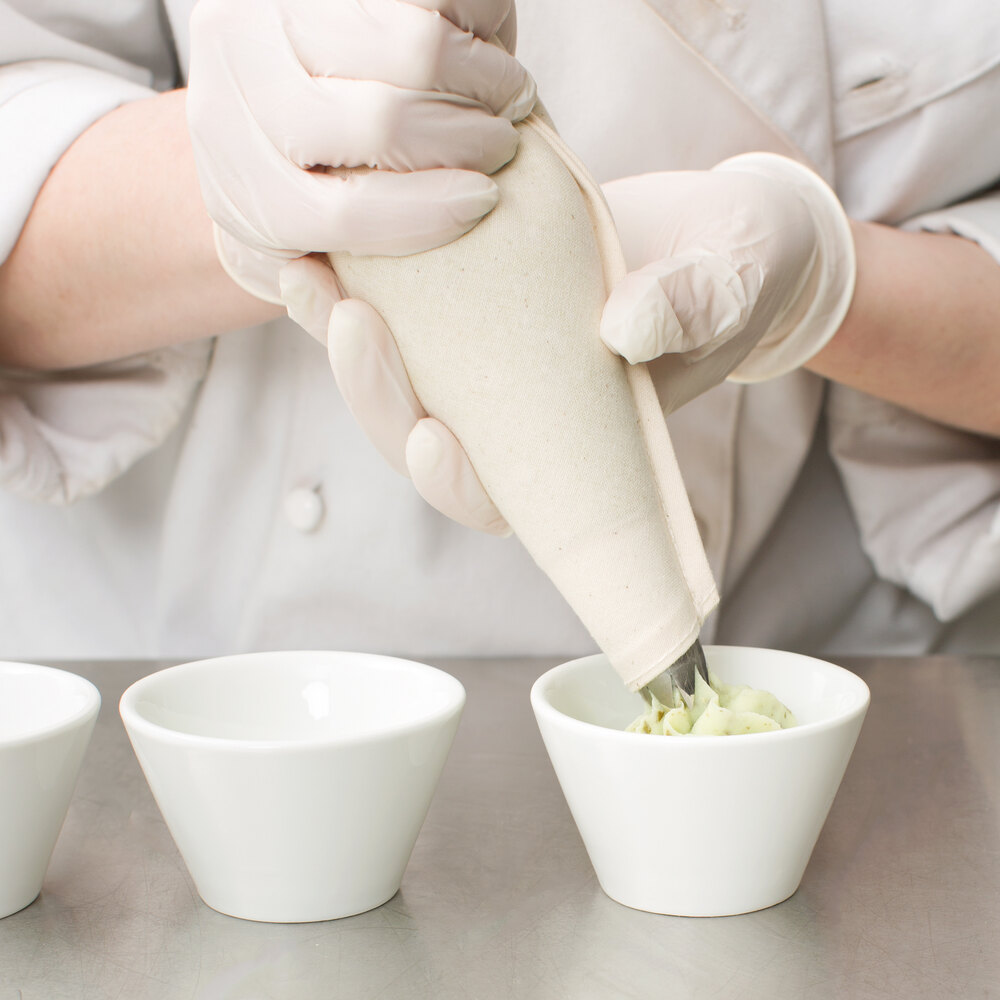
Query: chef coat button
284 487 324 533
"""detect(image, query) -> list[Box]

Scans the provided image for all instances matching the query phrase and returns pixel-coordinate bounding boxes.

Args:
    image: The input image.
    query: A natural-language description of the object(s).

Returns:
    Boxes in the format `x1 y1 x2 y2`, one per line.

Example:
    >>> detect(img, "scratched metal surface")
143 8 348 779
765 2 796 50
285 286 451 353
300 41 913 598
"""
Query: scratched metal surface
1 655 997 1000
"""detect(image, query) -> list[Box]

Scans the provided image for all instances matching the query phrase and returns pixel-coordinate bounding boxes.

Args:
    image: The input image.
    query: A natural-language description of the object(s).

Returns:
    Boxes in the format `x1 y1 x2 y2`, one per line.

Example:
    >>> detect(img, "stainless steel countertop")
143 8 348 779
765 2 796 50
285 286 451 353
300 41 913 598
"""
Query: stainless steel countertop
1 656 997 1000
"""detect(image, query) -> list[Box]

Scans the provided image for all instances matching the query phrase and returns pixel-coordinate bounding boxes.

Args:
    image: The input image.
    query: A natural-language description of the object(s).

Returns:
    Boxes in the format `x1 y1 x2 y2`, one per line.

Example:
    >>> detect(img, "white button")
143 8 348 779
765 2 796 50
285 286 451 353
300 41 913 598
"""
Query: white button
284 487 324 533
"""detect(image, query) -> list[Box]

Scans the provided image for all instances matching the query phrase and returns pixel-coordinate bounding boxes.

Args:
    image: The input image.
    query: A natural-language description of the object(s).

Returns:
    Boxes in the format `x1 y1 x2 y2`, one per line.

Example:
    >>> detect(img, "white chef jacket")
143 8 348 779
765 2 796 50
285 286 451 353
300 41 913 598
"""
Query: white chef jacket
1 0 999 660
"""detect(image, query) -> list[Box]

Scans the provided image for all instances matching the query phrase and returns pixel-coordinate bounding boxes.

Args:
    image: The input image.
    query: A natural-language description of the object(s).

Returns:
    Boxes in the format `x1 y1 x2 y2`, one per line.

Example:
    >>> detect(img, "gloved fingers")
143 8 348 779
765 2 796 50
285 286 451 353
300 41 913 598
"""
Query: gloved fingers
600 158 852 391
188 0 529 304
322 292 510 536
404 0 513 41
326 299 426 478
278 255 344 343
220 151 500 258
601 172 711 268
600 252 750 364
214 229 287 305
255 76 520 174
494 4 518 53
714 153 856 381
406 418 511 536
602 170 813 267
194 65 501 259
317 166 501 256
286 0 535 121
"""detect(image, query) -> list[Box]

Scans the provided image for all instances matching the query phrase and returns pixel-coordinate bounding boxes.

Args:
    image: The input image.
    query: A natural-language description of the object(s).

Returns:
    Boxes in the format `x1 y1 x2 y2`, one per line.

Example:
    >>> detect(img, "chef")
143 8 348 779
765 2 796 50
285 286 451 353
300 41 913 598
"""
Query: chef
1 0 999 661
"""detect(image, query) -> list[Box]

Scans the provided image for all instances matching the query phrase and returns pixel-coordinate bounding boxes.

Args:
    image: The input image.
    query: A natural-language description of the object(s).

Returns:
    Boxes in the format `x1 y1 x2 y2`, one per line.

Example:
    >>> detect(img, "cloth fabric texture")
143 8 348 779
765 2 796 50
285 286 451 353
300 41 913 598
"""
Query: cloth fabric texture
333 114 718 690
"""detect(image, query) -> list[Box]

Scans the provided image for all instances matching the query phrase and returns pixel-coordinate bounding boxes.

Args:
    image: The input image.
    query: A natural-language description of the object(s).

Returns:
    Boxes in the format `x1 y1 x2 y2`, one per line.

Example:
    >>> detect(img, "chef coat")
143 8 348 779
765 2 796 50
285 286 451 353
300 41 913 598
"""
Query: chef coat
1 0 999 660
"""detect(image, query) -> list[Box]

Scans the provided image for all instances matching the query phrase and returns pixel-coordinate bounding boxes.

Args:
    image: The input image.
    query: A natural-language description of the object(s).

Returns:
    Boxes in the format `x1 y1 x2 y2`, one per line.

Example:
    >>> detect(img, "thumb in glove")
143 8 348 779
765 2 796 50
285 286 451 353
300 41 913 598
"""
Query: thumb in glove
599 153 856 413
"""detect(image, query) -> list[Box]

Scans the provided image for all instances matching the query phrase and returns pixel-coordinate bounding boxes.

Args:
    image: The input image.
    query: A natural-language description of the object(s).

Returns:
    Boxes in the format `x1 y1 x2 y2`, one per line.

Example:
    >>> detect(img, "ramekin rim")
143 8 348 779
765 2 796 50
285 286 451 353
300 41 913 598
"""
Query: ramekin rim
529 647 871 745
118 650 466 751
0 660 102 748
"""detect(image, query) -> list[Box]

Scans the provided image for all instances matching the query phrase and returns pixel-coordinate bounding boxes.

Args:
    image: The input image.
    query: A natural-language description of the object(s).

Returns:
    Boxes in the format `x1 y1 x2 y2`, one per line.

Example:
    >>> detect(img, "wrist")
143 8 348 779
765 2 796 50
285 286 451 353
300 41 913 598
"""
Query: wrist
805 220 1000 437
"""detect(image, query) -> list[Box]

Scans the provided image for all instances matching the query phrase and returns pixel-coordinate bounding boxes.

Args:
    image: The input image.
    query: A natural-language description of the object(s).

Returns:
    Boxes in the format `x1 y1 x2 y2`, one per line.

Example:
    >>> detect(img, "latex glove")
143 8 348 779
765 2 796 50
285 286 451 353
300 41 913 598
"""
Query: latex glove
280 255 511 535
600 153 856 413
186 0 536 302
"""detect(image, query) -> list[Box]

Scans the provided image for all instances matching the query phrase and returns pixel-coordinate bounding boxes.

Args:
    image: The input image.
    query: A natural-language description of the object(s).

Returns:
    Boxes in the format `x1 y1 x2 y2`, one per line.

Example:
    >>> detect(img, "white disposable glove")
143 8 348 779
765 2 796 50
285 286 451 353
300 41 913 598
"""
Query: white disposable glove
186 0 536 302
600 153 856 414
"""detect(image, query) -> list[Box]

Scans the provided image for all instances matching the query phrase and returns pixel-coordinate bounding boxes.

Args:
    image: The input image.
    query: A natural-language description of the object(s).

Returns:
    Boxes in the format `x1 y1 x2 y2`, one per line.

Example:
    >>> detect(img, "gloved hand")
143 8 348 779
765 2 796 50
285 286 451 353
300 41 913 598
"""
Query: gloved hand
600 153 856 413
186 0 536 302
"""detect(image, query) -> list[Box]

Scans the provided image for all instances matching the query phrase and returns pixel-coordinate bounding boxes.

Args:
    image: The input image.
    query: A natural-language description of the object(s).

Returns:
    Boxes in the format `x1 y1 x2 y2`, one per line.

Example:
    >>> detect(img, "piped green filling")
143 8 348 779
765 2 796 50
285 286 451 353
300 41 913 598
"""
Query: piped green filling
627 671 797 736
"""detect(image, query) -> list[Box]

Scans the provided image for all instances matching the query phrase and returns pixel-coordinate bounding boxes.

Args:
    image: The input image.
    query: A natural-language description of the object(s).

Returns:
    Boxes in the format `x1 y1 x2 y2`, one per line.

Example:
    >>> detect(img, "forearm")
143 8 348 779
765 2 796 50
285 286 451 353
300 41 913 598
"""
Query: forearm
806 220 1000 438
0 88 282 370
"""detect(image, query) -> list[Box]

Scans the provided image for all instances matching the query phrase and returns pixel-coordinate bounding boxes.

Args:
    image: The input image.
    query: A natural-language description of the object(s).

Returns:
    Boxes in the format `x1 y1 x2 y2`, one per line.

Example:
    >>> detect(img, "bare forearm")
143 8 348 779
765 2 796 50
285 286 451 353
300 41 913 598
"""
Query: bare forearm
806 220 1000 437
0 88 282 370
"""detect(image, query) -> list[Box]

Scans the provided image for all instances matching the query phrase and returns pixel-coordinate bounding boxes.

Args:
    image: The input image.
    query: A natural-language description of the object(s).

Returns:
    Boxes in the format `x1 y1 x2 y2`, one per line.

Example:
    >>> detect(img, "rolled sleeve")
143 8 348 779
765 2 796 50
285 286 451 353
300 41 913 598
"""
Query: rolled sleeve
827 385 1000 622
0 340 213 504
0 57 197 504
0 5 200 504
0 58 156 262
902 187 1000 264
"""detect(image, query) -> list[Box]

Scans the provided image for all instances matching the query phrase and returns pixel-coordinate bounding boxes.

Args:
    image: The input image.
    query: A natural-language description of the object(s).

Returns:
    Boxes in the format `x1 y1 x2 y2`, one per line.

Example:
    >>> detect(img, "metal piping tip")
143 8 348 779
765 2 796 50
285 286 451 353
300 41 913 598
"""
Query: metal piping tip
640 639 708 710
